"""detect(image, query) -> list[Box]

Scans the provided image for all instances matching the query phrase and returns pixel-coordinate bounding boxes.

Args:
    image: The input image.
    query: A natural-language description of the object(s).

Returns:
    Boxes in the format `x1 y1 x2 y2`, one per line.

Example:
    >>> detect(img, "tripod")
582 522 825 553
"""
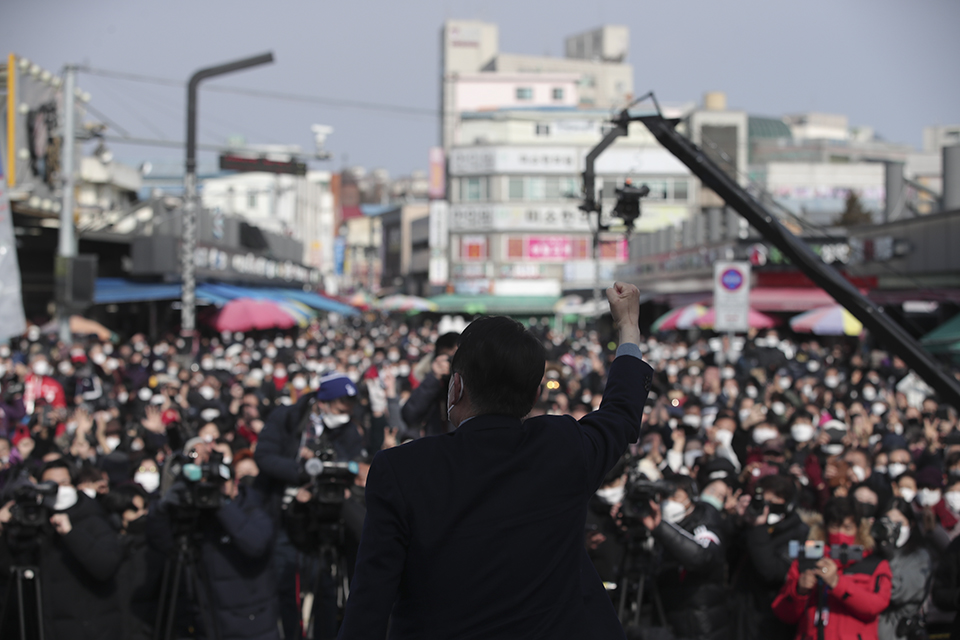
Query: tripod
154 530 221 640
303 525 351 640
0 564 44 640
616 535 670 637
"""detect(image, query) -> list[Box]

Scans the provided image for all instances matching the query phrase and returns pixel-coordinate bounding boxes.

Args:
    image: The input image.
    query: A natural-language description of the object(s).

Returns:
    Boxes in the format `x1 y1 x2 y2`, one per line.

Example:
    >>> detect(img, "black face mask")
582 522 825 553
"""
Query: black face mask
126 515 147 536
767 501 789 516
238 474 256 488
855 500 877 520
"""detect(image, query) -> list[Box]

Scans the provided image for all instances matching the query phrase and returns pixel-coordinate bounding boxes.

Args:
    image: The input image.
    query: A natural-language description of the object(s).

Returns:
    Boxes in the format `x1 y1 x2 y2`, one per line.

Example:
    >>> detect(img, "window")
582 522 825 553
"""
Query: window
580 74 595 88
527 177 546 201
673 179 689 201
508 177 525 201
535 123 550 136
463 177 485 202
552 87 564 101
247 191 257 208
516 87 533 100
545 178 560 200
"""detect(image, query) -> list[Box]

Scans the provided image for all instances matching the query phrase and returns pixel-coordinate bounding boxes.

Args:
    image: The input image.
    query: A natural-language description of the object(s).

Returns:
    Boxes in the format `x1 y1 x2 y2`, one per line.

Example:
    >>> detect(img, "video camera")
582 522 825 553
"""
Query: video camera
168 450 231 511
302 446 359 524
619 473 674 530
8 481 59 529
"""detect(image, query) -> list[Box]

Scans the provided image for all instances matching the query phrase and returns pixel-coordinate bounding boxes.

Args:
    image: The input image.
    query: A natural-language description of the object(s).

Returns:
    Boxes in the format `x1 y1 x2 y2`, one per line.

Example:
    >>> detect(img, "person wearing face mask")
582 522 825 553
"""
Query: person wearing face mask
873 500 932 640
585 458 629 587
102 485 163 640
0 459 123 640
641 475 729 640
399 331 460 437
255 372 363 640
22 353 67 416
731 475 809 640
773 496 892 640
915 466 957 553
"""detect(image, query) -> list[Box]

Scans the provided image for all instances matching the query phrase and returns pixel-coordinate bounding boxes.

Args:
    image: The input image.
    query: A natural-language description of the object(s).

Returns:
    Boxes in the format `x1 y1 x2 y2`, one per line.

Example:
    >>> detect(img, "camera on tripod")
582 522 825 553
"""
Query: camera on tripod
168 450 231 511
618 473 673 530
302 446 359 524
9 481 59 530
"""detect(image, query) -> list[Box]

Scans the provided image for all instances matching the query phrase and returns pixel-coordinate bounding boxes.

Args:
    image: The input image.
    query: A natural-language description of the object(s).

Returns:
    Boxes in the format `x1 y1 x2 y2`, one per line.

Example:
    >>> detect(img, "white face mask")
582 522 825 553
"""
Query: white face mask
117 392 129 404
888 463 908 479
661 499 688 524
890 422 904 436
684 449 703 469
851 465 866 483
596 485 625 505
777 378 791 390
105 436 121 452
791 423 815 443
292 377 307 390
715 429 734 448
135 471 160 493
896 524 911 548
946 491 960 514
738 408 752 423
322 413 351 429
32 361 51 376
198 386 215 401
874 465 887 476
861 386 877 401
899 487 917 504
138 388 152 402
753 427 779 445
918 488 942 507
200 408 221 422
767 513 785 526
824 375 839 389
746 386 758 399
682 414 701 428
771 402 786 416
54 485 79 512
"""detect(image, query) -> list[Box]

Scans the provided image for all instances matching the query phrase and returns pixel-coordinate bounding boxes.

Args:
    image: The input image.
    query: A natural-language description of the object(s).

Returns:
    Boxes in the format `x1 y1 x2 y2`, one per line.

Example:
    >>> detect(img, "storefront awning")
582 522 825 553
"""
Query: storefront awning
429 294 560 315
94 279 183 305
196 282 358 316
921 313 960 354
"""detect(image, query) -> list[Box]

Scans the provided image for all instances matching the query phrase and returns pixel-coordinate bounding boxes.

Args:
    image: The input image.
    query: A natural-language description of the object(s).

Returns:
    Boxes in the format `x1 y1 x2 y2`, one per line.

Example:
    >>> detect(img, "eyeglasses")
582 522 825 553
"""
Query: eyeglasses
137 466 157 473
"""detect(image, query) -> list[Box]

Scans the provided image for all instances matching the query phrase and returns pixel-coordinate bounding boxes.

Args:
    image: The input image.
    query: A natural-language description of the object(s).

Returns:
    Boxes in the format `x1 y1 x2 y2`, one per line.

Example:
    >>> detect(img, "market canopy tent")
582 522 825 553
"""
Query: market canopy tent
921 313 960 356
205 298 297 332
694 307 779 330
651 304 708 332
790 304 863 336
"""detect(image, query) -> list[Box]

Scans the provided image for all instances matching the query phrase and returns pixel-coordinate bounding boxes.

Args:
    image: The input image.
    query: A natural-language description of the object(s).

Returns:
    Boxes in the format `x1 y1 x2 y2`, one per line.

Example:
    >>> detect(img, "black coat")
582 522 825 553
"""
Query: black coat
586 494 626 585
399 372 448 437
339 353 652 640
653 501 729 640
116 528 166 640
730 511 809 640
0 492 123 640
149 485 278 640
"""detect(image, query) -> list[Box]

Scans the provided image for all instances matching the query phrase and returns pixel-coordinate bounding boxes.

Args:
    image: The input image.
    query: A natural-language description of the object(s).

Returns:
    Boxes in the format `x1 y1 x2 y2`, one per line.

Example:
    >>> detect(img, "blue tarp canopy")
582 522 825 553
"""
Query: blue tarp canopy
94 279 356 315
94 279 183 304
195 282 359 316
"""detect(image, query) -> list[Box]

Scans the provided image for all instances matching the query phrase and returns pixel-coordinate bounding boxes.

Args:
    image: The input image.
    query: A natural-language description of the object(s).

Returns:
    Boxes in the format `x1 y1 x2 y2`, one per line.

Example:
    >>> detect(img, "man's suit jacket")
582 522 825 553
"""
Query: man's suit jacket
339 352 652 639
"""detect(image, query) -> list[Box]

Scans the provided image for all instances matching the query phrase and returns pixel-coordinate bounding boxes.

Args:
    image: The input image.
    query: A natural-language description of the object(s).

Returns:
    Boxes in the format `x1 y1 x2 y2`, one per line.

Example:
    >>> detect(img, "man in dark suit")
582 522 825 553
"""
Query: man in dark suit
338 282 651 639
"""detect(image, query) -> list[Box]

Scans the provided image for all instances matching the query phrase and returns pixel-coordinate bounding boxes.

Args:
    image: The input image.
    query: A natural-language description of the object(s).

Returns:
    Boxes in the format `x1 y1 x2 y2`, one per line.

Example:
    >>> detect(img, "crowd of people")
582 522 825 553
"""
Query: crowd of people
0 312 958 640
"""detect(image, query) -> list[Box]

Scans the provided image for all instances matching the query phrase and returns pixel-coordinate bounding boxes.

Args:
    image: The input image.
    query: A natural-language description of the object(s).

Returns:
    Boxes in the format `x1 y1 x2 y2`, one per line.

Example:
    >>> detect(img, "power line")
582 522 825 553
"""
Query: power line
80 66 440 118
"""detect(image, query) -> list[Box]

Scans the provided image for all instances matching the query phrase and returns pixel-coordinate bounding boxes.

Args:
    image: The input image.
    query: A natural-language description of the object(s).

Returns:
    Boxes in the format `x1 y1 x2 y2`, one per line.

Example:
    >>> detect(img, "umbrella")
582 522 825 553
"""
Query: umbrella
379 294 438 313
40 315 114 341
208 298 297 332
694 307 779 330
651 304 708 332
275 299 316 327
790 304 863 336
346 291 378 311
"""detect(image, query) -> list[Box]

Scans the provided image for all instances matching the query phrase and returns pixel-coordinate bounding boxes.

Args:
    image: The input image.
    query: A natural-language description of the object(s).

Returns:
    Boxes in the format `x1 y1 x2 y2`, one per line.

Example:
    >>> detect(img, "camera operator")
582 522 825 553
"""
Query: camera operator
0 459 123 639
875 499 932 640
642 475 729 640
149 438 278 640
730 474 809 640
773 496 892 640
400 331 459 437
254 372 364 640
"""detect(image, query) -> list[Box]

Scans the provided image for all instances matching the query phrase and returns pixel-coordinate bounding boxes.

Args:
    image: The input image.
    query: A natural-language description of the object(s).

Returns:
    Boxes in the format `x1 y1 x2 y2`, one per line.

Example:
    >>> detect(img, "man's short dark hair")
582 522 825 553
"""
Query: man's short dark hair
758 474 796 504
435 332 461 355
450 317 545 419
823 496 857 529
40 458 77 485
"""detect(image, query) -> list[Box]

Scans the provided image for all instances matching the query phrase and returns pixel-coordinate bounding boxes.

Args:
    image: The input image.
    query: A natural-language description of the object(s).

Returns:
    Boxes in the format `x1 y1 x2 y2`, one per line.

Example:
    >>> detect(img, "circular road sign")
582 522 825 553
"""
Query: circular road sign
720 267 744 291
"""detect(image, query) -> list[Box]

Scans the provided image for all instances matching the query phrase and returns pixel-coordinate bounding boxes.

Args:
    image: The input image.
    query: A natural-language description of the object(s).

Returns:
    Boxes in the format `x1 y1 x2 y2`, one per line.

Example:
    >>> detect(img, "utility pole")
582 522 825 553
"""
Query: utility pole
181 52 273 348
57 65 78 345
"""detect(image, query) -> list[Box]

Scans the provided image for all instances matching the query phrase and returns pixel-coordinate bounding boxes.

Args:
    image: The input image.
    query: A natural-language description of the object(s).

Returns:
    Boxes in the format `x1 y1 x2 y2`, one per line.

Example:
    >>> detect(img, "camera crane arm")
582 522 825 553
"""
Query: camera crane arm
633 112 960 410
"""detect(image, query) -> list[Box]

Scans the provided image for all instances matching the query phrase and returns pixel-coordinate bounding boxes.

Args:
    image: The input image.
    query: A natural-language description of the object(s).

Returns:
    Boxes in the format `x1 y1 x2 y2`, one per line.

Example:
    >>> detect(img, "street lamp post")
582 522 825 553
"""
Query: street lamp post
180 52 273 348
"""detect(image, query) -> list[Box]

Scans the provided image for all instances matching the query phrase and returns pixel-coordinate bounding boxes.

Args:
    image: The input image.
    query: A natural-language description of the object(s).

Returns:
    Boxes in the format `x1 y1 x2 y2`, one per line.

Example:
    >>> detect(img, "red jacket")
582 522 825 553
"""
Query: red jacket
772 549 892 640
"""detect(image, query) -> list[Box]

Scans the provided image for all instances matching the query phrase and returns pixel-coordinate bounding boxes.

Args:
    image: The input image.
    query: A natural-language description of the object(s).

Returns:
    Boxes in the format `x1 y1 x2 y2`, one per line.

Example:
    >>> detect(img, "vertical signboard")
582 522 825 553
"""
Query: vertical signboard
428 200 449 285
428 147 446 200
713 261 750 333
0 155 27 339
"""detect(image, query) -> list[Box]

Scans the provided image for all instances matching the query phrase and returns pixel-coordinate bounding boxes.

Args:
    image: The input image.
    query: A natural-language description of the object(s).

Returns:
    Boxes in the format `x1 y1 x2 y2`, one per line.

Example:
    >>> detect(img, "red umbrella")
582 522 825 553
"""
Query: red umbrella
694 307 779 330
209 298 297 332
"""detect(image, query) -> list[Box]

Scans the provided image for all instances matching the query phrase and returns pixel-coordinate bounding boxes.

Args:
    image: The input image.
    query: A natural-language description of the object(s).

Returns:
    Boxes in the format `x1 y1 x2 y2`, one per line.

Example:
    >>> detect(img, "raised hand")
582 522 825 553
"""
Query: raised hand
606 282 642 346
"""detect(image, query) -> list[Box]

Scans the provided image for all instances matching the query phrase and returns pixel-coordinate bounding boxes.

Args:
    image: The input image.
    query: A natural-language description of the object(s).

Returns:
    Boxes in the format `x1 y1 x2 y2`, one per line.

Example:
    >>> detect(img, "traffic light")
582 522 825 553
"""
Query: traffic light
612 180 650 231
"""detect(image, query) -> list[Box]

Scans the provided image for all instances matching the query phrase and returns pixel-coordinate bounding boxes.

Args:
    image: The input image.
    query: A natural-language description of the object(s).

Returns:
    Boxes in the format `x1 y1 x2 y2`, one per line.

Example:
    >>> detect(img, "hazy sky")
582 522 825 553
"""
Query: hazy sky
3 0 958 177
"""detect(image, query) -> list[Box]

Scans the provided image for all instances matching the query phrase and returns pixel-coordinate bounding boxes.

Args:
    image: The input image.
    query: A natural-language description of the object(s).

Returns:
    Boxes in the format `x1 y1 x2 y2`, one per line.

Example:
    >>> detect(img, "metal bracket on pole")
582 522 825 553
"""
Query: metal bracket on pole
638 112 960 409
180 52 273 346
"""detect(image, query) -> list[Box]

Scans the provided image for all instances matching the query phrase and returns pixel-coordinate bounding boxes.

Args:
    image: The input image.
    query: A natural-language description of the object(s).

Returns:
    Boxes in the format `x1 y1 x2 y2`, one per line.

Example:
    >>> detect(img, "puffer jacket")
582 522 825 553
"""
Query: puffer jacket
653 501 729 640
879 546 932 640
773 548 892 640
